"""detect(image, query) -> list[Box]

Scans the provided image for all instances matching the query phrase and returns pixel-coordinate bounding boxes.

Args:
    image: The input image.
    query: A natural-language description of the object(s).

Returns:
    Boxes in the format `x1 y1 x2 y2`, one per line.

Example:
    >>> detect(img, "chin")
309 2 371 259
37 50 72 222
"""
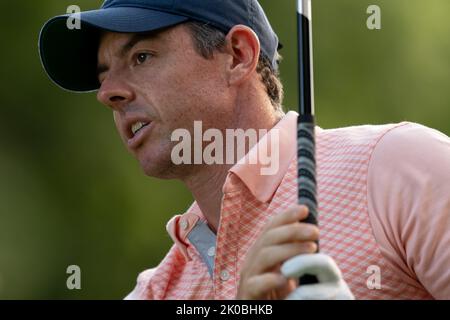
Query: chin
137 147 178 180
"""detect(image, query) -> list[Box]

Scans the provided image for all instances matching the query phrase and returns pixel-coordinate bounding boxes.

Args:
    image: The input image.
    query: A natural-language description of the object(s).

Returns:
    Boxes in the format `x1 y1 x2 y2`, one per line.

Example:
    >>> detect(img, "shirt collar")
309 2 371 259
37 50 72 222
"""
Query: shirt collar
229 110 299 203
166 111 323 258
166 202 204 261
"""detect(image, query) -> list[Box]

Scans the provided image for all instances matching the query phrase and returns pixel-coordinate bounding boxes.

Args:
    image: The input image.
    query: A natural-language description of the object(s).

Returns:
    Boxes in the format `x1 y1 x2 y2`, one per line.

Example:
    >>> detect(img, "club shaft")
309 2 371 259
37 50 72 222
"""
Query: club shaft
298 0 314 116
297 0 319 285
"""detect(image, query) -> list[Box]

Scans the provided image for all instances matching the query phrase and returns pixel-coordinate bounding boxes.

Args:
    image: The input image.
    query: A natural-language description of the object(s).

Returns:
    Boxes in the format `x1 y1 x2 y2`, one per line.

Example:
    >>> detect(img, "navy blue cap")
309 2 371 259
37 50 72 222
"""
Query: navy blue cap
39 0 281 92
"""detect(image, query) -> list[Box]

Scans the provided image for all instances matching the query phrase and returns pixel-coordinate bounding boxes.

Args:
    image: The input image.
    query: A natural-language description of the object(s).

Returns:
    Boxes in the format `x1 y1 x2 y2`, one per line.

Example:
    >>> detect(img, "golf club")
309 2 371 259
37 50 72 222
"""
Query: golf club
297 0 319 285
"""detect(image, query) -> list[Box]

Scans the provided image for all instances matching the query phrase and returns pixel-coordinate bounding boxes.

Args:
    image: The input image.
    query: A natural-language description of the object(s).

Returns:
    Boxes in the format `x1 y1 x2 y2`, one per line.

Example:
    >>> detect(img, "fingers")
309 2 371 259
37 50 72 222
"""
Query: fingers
237 205 320 300
261 222 319 247
263 205 309 231
252 242 318 275
240 273 287 300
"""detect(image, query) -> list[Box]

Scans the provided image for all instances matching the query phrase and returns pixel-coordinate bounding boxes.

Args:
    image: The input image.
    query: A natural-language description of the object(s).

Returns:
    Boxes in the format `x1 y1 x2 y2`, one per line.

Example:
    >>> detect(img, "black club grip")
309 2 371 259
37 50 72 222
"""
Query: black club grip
297 120 319 285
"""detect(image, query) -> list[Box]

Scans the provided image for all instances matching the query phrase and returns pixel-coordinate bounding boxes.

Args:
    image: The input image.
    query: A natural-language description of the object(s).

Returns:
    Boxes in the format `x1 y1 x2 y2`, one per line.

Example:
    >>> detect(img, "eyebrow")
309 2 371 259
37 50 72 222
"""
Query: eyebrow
97 32 160 78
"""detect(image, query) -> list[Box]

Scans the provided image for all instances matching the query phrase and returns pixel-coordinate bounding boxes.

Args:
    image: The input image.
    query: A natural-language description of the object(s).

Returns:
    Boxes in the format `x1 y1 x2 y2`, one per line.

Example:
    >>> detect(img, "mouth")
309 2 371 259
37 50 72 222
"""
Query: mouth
131 121 150 136
125 119 153 150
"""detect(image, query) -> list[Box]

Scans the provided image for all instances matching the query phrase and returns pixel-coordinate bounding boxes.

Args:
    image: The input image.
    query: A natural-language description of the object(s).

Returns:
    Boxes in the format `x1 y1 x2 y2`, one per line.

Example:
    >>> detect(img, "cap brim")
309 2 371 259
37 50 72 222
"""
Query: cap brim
39 7 189 92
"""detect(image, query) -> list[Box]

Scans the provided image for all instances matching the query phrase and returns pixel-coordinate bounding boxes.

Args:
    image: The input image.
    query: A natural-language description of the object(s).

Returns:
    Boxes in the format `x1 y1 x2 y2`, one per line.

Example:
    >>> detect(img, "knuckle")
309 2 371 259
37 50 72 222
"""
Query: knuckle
247 277 265 299
292 223 304 236
289 224 302 239
240 264 250 276
279 206 300 221
264 217 277 231
290 224 312 240
257 233 273 249
259 246 271 259
288 206 299 217
261 229 275 243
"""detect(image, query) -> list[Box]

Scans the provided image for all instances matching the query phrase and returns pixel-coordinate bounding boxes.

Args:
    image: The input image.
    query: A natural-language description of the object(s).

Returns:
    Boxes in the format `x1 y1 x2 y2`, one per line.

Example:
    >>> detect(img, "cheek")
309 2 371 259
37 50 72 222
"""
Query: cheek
138 51 229 131
166 66 227 118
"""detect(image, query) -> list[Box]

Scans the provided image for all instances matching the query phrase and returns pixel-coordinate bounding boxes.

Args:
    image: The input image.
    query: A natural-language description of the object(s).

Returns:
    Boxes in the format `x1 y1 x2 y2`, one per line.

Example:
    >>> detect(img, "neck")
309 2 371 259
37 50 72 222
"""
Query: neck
184 164 231 233
181 88 283 232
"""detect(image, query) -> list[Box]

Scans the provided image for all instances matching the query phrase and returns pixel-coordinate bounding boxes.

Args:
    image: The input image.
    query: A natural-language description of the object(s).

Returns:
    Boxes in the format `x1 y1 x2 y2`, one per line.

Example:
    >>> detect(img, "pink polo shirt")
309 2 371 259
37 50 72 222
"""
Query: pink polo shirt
126 111 450 300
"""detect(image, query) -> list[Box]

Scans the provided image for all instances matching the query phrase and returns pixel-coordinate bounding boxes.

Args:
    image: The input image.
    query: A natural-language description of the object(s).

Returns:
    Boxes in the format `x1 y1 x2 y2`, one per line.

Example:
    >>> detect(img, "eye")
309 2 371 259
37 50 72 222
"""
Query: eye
136 52 152 65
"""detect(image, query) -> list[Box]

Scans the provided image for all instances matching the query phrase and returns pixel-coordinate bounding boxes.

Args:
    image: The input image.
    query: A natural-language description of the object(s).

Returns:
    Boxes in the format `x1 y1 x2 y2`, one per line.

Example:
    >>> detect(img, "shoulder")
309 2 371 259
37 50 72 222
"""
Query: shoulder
367 121 450 221
367 120 450 229
370 121 450 164
366 122 450 298
124 268 158 300
366 121 450 231
317 121 449 164
316 122 418 159
367 122 450 190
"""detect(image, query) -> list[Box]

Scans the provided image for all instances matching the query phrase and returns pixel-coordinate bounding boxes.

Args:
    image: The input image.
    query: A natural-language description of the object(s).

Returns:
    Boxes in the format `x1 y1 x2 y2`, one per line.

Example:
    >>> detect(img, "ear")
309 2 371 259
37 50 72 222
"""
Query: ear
224 25 260 85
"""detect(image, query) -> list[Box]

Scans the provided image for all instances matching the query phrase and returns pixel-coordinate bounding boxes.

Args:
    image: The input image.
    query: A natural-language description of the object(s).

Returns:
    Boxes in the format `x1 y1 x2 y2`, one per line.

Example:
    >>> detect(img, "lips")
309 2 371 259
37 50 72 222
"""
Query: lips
122 116 154 150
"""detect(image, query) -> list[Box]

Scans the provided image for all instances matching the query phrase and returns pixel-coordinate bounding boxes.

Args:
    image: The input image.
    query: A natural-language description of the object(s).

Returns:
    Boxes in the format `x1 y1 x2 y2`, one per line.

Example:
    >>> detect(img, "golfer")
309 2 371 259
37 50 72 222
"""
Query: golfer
39 0 450 299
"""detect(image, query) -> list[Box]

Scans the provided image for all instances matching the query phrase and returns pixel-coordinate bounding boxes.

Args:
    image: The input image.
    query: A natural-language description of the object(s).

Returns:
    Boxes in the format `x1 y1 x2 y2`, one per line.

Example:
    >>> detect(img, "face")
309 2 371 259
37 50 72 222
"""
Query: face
96 25 236 179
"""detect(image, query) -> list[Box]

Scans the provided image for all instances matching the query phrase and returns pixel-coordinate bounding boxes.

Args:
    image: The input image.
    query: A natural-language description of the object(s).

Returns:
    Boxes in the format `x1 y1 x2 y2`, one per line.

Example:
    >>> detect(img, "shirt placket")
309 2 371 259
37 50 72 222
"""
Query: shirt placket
213 175 243 299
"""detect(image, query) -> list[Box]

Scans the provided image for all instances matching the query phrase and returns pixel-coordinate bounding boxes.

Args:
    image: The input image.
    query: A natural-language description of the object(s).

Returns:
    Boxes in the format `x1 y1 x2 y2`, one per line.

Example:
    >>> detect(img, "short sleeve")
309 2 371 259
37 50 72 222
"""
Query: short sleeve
367 122 450 299
124 244 186 300
124 268 157 300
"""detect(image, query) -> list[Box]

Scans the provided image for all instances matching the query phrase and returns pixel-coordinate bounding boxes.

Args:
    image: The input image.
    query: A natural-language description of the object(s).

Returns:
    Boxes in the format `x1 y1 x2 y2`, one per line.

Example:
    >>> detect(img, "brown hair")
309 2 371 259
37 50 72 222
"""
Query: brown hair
185 21 284 113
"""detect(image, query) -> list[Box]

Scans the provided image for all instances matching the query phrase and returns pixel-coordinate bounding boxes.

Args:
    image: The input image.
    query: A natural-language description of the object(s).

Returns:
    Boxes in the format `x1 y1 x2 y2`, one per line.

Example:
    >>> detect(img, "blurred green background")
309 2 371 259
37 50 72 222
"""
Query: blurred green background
0 0 448 299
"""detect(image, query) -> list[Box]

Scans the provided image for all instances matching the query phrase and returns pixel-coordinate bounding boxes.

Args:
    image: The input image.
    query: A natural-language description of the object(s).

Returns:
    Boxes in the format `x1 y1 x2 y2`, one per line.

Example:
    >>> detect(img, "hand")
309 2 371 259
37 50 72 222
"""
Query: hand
236 205 319 300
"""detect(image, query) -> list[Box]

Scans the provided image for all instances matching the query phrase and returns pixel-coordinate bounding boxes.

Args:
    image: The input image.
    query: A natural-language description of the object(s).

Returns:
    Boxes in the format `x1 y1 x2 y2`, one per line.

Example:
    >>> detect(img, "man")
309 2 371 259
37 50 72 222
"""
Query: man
39 0 450 299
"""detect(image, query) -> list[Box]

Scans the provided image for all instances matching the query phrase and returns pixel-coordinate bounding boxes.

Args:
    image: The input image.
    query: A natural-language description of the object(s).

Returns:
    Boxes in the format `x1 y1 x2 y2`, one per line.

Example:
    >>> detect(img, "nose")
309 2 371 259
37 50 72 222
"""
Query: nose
96 74 135 111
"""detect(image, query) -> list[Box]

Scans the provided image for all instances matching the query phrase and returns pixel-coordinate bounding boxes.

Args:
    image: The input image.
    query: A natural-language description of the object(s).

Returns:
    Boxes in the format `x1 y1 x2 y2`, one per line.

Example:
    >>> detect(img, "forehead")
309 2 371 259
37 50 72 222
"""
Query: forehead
98 24 190 56
98 31 161 55
96 24 196 76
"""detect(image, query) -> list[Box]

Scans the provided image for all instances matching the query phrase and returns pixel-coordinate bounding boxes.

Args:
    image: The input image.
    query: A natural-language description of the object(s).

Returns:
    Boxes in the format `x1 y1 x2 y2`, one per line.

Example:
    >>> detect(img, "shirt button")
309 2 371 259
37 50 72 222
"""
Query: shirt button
180 219 188 230
207 246 215 257
220 270 230 281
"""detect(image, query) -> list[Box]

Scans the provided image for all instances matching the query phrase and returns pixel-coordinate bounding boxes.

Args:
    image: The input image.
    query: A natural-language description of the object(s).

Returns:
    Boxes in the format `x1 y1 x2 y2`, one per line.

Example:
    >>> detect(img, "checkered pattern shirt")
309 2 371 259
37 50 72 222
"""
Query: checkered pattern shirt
126 112 450 300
